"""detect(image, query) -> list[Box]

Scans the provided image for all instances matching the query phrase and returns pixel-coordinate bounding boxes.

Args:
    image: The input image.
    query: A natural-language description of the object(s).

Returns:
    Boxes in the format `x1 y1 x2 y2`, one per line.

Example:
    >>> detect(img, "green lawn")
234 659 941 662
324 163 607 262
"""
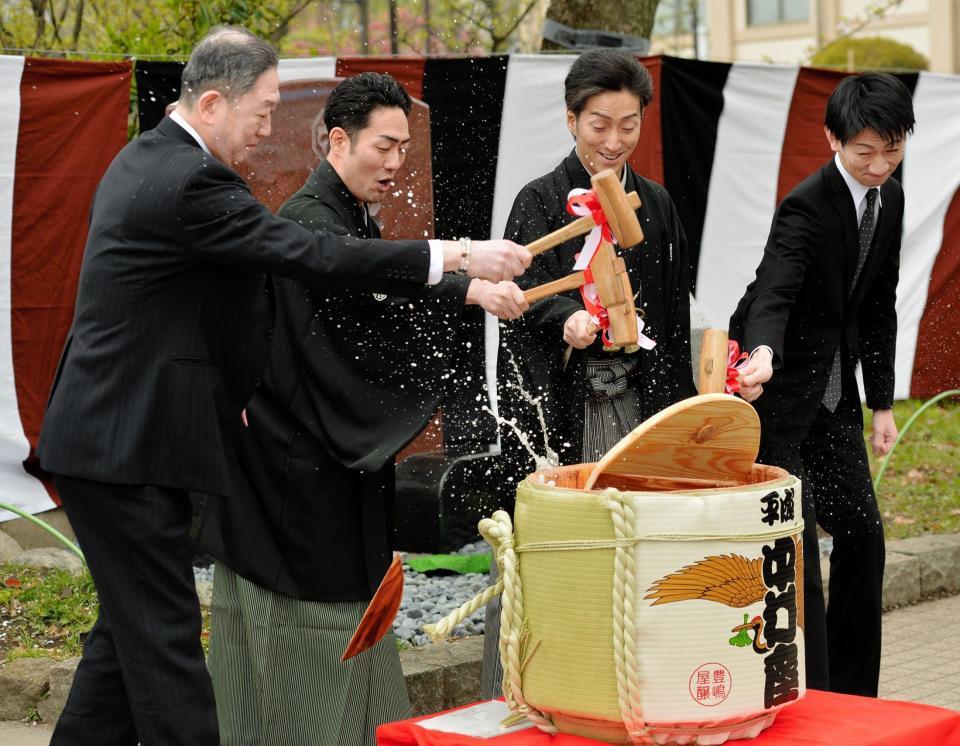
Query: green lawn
0 563 212 664
867 397 960 540
0 565 96 663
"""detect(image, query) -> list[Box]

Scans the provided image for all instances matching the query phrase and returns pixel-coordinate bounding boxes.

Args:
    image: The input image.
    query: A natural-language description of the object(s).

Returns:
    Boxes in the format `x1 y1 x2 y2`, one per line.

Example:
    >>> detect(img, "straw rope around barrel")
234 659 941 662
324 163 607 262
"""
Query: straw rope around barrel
486 511 558 733
421 514 512 642
422 511 557 733
422 497 655 741
421 512 511 644
420 579 503 641
421 489 804 742
604 490 652 744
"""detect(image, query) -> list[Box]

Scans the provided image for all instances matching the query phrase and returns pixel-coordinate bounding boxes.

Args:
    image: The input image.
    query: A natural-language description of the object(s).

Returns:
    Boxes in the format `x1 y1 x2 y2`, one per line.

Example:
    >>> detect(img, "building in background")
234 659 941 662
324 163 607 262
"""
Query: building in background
650 0 705 57
701 0 958 72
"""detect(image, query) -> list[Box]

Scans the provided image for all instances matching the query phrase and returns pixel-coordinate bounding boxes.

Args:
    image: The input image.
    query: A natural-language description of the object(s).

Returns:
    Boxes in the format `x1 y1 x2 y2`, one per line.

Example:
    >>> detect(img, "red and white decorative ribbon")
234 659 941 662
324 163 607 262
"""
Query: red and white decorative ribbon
635 316 656 351
726 340 750 394
579 267 656 351
567 187 653 352
579 266 611 345
567 188 614 271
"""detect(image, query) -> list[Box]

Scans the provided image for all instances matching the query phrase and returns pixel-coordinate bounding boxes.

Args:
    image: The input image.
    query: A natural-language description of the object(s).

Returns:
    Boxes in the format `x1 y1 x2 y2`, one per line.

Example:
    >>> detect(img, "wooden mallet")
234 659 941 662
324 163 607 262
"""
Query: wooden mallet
697 329 732 395
520 169 645 348
523 168 645 258
526 239 639 348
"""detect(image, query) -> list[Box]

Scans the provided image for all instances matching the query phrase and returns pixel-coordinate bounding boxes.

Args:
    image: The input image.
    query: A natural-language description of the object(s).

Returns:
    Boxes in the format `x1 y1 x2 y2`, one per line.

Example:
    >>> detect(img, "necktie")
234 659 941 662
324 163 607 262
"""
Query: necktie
822 187 879 412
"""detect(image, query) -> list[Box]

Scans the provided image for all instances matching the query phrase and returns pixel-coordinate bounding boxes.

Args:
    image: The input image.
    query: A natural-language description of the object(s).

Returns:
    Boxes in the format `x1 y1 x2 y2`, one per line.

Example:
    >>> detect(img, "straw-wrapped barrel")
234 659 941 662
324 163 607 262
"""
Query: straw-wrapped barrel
491 461 804 744
427 393 806 745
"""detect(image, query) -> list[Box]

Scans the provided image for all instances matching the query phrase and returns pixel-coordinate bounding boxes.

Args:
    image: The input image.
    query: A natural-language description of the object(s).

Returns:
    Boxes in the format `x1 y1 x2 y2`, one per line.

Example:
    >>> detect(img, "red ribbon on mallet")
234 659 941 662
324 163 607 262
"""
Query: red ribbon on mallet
580 265 613 347
566 189 614 244
726 340 750 394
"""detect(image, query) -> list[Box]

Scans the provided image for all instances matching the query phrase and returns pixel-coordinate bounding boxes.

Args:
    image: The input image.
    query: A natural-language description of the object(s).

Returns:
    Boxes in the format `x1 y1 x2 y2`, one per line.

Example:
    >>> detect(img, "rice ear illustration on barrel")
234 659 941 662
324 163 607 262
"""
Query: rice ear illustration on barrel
645 535 806 650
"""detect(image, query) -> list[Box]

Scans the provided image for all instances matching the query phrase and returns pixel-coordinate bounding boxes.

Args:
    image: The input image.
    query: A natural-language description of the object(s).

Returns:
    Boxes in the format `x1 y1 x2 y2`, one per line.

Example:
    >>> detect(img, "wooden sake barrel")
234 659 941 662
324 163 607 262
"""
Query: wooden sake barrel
495 394 805 744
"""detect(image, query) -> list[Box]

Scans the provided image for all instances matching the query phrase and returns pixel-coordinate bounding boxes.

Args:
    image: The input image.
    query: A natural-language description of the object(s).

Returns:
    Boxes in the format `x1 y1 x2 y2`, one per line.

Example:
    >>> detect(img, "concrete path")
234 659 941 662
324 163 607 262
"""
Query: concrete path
1 595 958 745
0 721 52 745
879 593 960 709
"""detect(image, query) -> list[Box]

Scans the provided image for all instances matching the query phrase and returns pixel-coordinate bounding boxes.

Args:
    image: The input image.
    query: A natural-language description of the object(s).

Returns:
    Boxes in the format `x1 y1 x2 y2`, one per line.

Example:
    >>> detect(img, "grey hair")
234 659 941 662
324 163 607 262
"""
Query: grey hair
179 25 279 106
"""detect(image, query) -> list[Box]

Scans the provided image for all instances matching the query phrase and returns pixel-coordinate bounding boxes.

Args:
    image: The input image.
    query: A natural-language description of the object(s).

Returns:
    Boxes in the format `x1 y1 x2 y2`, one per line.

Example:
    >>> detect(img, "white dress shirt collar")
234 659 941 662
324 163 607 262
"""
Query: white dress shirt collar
169 110 211 156
834 153 882 222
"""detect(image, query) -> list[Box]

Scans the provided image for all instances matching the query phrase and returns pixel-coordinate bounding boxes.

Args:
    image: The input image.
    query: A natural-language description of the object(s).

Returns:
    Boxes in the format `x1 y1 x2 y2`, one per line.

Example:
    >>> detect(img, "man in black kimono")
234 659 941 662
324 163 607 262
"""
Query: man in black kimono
499 49 695 471
198 72 527 745
484 49 696 698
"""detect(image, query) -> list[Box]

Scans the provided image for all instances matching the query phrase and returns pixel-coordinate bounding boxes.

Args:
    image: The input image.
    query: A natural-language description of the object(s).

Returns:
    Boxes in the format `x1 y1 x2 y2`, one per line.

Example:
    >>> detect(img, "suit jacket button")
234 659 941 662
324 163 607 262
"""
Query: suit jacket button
252 377 262 388
265 329 274 341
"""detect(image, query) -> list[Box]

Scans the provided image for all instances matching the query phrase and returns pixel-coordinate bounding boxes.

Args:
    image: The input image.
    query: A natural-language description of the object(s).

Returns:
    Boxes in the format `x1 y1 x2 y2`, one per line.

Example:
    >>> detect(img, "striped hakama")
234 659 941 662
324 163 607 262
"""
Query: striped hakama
581 355 643 462
208 562 411 746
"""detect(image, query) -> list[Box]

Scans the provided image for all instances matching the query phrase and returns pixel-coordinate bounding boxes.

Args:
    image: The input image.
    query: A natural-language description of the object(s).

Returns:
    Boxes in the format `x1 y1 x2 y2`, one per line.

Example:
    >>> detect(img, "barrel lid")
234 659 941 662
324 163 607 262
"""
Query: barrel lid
583 393 760 490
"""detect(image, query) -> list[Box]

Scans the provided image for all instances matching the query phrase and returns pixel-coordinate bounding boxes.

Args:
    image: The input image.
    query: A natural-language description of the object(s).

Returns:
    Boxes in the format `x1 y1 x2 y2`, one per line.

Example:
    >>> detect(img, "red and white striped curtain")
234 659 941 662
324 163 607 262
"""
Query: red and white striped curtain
2 53 958 521
0 56 130 521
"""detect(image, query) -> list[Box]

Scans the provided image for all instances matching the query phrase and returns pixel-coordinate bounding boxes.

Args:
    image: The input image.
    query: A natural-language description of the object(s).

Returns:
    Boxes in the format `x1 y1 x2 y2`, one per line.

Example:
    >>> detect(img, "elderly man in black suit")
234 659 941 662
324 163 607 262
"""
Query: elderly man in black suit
730 72 915 697
37 26 530 746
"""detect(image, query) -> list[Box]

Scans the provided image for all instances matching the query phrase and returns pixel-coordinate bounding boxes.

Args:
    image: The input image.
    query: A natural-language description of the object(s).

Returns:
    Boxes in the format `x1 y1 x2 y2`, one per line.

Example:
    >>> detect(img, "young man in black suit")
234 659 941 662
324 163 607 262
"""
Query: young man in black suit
730 72 915 697
198 72 528 745
37 27 529 746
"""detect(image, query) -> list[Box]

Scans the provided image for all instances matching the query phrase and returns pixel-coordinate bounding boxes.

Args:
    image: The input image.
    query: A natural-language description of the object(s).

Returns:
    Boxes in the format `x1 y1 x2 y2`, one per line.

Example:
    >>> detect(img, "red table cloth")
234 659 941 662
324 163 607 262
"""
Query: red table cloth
378 690 960 745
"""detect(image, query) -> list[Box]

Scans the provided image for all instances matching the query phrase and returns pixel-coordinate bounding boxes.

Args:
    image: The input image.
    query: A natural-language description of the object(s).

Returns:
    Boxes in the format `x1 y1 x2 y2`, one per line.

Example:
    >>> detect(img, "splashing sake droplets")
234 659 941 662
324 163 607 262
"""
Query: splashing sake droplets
484 347 559 473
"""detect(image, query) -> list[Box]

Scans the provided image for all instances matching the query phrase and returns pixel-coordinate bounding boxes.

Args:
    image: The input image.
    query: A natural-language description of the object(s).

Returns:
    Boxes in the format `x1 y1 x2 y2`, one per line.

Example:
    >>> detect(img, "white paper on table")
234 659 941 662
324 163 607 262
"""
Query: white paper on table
416 700 535 738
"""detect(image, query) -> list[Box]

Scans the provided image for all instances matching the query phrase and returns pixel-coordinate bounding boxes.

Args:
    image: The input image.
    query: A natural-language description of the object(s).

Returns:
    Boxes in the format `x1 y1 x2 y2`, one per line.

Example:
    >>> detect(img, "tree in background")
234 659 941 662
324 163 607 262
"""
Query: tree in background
804 0 924 71
810 36 928 72
0 0 544 57
440 0 541 52
540 0 661 51
281 0 542 55
0 0 317 57
651 0 700 58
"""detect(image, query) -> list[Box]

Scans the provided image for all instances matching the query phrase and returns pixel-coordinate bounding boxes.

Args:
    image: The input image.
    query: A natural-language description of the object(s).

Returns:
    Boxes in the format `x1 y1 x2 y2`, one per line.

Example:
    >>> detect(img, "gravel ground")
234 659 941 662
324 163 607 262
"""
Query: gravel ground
390 540 493 647
819 535 832 558
192 541 495 648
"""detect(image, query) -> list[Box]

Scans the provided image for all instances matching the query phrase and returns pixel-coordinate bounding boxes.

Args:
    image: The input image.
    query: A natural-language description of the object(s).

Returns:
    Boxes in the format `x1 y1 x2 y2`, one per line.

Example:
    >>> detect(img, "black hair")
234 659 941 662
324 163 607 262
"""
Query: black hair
564 49 653 116
180 26 278 106
824 72 915 145
323 73 412 139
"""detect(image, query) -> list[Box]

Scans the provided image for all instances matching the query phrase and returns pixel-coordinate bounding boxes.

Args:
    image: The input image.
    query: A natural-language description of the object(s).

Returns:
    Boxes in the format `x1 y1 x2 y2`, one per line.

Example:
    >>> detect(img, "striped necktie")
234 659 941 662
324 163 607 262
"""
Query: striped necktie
822 187 879 412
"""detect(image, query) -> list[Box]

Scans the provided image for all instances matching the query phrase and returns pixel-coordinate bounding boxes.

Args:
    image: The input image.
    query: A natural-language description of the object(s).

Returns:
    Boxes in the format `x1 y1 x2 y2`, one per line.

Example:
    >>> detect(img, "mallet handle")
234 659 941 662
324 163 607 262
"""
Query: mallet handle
523 272 585 304
525 192 641 257
698 328 730 395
